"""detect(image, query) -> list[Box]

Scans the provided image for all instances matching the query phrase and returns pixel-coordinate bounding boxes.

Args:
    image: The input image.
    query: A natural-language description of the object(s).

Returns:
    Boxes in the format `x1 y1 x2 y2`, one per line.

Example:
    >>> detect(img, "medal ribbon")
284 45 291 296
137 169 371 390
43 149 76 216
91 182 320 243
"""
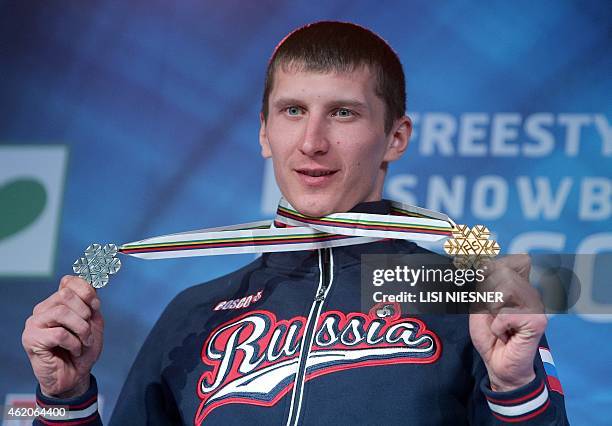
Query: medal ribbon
117 198 455 259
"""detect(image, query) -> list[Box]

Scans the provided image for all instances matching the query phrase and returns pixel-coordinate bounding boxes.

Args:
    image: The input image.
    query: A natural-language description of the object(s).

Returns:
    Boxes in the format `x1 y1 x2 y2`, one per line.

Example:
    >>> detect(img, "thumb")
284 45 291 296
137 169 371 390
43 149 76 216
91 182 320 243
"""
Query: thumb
495 254 531 281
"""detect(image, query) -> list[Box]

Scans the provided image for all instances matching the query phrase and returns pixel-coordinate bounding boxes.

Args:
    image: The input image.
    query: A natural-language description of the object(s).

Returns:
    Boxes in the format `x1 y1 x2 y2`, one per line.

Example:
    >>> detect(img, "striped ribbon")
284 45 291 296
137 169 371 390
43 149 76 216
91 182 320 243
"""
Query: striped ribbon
118 198 455 259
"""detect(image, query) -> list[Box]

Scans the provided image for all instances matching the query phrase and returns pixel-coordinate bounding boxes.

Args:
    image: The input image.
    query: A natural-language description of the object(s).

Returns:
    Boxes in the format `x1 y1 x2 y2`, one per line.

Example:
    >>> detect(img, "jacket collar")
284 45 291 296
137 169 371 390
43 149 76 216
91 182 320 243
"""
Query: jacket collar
347 199 392 215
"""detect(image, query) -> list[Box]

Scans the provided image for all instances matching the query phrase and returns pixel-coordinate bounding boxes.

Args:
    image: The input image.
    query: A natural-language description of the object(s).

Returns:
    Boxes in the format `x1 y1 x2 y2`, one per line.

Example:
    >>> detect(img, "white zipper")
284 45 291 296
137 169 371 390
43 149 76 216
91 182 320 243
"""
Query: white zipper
285 247 334 426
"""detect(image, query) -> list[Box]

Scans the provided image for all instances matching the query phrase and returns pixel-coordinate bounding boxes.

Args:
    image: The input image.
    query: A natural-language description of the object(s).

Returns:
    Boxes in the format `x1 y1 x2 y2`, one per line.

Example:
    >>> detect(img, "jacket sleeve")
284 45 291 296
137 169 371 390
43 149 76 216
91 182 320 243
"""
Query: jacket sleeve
33 374 102 425
469 335 569 425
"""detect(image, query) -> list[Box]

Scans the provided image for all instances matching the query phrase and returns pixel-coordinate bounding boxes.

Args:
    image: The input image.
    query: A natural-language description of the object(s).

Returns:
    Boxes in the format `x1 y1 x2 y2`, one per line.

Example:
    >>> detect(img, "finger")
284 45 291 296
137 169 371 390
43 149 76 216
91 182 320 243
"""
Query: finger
481 267 522 301
33 293 58 316
468 313 497 359
90 307 104 331
33 288 92 320
483 266 533 296
59 275 100 310
28 327 83 358
495 254 531 280
488 310 522 344
479 269 543 315
490 310 547 342
32 305 93 347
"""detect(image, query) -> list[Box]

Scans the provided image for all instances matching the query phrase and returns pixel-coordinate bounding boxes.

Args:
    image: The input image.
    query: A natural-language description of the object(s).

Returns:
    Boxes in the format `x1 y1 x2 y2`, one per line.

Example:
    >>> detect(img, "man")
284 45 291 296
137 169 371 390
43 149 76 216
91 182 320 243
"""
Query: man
22 21 568 425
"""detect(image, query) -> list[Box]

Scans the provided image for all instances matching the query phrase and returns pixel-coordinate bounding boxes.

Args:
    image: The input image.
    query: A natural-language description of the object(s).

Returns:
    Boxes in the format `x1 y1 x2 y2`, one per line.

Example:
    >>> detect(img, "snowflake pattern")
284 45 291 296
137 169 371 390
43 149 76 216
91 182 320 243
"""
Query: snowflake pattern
73 243 121 288
443 225 500 269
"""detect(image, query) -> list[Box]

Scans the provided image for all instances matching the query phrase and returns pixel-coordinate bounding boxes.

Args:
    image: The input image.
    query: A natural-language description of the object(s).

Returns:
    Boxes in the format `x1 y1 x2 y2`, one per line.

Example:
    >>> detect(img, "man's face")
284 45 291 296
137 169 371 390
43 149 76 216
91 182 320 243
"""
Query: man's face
260 65 410 217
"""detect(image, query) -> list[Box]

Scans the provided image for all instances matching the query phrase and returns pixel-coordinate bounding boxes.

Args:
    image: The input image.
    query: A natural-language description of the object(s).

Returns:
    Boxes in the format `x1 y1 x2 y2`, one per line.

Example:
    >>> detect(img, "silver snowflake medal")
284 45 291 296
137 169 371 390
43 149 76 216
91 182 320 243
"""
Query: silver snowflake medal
73 243 122 288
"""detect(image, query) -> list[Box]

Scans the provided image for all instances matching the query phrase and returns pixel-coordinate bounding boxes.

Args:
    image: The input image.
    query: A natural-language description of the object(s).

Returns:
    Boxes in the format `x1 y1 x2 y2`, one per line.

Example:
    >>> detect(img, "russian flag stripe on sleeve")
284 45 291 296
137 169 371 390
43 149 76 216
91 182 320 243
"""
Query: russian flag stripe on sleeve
485 379 550 422
543 362 558 378
34 375 101 425
539 347 564 395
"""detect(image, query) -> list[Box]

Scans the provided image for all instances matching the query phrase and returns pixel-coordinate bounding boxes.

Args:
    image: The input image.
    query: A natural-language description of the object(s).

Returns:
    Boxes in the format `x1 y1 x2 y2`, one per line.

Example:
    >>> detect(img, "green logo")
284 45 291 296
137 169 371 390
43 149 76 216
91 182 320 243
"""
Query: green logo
0 178 47 241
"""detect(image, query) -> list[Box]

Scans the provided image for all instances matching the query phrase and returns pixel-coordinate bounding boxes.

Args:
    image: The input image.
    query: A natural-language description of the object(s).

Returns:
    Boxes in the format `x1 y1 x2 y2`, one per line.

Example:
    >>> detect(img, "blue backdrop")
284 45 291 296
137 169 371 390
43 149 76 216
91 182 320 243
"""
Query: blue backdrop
1 1 610 424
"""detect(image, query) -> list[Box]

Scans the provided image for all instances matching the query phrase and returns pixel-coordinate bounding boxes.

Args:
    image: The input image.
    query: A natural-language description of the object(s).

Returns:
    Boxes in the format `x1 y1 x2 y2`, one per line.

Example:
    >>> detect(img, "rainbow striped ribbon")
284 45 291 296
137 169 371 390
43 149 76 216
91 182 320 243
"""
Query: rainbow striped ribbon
118 198 455 259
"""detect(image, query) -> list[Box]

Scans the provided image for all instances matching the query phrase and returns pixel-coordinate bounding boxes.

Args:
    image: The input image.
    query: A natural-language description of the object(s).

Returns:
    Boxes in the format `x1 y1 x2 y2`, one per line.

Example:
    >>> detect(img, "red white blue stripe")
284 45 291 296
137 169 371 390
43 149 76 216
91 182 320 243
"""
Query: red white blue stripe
539 346 564 395
485 379 550 423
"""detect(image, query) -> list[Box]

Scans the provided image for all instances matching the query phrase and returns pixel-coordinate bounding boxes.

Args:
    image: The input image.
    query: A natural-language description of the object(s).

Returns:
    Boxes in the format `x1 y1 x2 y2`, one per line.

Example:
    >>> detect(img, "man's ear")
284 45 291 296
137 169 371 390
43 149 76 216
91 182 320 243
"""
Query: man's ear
382 115 411 163
259 112 272 159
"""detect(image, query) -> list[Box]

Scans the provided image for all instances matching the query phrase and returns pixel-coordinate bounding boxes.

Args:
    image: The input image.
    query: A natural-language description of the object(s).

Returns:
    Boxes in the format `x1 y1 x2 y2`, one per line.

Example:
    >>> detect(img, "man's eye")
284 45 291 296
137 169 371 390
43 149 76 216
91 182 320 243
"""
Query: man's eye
332 108 354 118
286 106 302 116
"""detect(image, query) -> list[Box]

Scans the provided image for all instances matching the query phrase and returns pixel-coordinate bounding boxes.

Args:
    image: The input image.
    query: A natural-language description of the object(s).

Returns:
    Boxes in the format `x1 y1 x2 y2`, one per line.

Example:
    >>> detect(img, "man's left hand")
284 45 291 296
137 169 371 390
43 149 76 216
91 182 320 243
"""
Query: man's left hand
469 254 547 392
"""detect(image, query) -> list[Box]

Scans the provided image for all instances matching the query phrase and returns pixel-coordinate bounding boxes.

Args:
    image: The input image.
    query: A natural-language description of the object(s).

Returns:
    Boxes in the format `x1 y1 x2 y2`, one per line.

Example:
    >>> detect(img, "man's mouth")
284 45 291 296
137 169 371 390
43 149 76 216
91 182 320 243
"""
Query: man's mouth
296 169 338 177
295 168 339 186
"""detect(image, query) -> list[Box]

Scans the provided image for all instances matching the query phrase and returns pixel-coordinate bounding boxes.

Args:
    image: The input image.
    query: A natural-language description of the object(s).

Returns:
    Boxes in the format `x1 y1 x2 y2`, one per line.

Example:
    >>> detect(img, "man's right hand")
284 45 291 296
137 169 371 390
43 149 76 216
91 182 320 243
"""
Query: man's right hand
22 275 104 399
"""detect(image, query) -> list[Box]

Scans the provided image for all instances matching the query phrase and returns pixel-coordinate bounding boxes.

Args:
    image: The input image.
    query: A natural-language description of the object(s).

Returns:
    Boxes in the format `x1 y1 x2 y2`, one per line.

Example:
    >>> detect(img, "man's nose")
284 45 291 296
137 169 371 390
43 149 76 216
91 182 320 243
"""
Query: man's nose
298 115 330 157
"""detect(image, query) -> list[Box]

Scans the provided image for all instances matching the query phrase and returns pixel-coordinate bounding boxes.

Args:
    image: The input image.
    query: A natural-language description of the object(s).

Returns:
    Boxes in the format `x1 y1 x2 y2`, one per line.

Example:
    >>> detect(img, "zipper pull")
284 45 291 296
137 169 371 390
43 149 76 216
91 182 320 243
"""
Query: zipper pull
315 248 332 301
315 285 327 301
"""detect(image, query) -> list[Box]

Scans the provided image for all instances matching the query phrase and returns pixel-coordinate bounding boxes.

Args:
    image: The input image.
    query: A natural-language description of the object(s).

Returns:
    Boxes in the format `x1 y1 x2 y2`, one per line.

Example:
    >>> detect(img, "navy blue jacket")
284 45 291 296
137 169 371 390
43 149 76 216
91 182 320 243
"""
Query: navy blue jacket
34 200 568 425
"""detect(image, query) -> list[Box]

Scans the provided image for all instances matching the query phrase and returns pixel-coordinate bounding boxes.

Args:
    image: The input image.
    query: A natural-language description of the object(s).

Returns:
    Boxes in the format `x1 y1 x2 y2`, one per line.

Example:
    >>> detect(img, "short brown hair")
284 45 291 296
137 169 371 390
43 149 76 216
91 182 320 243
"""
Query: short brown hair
261 21 406 134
